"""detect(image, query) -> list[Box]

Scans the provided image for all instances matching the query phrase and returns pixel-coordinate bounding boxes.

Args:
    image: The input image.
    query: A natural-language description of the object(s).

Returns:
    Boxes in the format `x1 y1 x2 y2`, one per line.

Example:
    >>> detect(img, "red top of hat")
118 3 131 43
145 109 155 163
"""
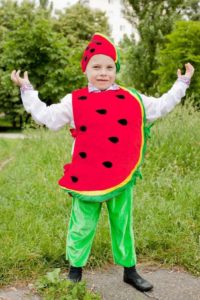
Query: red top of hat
81 33 119 72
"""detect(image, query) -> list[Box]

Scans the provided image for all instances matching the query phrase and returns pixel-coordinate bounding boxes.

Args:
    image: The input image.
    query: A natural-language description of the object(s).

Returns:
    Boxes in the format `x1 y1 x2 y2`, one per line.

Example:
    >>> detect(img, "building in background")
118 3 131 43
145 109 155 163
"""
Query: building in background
66 0 135 43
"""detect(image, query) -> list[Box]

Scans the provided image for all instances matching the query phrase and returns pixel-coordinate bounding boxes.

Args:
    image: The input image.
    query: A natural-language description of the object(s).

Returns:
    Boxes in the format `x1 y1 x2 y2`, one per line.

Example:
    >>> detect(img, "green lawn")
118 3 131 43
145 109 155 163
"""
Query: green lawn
0 138 19 162
0 104 199 290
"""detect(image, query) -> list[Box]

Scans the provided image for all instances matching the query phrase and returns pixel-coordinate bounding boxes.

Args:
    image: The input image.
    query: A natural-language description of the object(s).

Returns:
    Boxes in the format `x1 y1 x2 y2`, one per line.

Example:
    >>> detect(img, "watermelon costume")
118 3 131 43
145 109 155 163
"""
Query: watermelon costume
62 33 149 269
58 86 146 202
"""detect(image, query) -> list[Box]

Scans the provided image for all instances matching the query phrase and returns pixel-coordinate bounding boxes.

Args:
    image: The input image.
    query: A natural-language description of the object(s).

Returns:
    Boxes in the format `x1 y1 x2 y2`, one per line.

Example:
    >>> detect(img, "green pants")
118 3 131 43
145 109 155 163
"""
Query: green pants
66 186 136 267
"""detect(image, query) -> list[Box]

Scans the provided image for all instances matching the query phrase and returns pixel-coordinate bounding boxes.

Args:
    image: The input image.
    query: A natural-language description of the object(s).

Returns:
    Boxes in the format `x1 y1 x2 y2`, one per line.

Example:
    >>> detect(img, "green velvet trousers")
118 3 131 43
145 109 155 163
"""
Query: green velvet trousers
66 186 136 267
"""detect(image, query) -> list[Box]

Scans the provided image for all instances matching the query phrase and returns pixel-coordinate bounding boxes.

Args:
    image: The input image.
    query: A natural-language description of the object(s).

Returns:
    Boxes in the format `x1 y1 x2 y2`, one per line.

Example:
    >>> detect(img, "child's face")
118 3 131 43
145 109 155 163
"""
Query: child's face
85 54 116 90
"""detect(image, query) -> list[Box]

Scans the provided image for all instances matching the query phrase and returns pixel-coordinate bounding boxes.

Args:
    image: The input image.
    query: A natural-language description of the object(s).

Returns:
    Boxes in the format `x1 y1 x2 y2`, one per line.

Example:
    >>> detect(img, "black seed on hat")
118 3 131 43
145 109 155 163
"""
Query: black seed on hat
96 42 102 45
86 46 90 50
80 126 87 132
118 119 128 125
78 96 87 100
102 161 113 168
116 94 125 99
96 109 107 114
71 176 78 182
90 48 95 53
79 152 87 158
108 137 119 143
84 56 88 61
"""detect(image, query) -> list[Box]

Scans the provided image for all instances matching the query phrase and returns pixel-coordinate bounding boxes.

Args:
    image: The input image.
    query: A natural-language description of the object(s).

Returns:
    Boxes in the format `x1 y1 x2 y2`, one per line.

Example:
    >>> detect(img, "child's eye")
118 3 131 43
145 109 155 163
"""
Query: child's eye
107 66 114 69
93 66 100 69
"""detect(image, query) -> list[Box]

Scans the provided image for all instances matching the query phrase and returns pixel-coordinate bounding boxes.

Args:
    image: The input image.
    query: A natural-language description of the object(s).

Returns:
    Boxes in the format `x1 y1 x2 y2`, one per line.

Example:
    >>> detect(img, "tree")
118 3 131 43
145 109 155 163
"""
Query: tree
54 2 110 45
39 0 53 11
0 2 72 127
0 0 110 128
155 21 200 106
119 0 200 93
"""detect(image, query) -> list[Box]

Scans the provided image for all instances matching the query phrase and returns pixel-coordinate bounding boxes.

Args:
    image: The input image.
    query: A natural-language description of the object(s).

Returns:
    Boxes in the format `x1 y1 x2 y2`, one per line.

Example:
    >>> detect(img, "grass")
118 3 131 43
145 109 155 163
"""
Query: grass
0 103 199 292
0 139 19 162
35 268 101 299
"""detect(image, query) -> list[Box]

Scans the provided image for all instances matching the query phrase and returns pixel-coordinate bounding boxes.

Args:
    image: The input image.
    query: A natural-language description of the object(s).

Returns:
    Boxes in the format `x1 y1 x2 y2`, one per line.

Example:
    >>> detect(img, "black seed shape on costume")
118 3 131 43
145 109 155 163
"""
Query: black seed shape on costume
96 109 107 114
84 56 88 61
71 176 78 183
108 137 119 143
79 152 87 158
95 42 102 45
116 94 125 99
78 96 87 100
118 119 128 125
86 46 90 50
102 161 113 168
80 126 87 132
90 48 95 53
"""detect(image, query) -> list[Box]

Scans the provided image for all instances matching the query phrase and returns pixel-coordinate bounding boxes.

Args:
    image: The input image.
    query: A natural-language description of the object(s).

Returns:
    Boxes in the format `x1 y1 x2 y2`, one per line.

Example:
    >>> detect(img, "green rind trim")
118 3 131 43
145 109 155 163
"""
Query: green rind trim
123 87 148 178
115 48 121 73
126 87 154 179
62 170 140 202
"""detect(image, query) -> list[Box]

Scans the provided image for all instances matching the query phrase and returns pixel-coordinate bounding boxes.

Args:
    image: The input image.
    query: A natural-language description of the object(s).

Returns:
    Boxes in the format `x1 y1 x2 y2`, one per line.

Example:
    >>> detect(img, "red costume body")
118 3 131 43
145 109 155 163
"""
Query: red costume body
59 86 146 202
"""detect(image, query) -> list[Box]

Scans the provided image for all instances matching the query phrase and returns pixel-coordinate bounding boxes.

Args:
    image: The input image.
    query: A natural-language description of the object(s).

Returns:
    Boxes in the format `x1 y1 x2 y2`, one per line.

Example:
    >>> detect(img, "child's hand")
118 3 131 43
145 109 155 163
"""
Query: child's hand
177 63 195 79
11 70 30 87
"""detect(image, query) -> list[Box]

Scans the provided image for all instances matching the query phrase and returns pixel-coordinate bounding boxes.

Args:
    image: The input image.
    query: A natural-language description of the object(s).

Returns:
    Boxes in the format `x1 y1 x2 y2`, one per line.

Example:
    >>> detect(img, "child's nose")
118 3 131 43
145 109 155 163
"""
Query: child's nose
100 68 107 76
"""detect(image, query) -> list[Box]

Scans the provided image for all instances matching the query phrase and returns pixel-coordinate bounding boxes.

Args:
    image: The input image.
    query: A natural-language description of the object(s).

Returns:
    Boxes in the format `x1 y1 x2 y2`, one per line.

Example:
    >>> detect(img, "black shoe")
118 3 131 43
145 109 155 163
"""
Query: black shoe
123 266 153 292
67 266 82 283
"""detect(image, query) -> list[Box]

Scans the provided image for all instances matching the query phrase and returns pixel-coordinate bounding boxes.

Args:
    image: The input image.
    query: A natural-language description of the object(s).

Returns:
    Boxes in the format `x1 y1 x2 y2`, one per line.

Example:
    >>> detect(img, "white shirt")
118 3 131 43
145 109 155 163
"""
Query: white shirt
21 81 188 131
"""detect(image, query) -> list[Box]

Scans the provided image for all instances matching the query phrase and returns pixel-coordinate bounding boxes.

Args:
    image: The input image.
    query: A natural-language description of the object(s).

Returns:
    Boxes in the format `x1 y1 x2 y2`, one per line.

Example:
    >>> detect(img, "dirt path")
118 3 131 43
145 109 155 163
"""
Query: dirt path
1 265 200 300
0 133 25 139
85 265 200 300
0 133 24 171
0 157 14 171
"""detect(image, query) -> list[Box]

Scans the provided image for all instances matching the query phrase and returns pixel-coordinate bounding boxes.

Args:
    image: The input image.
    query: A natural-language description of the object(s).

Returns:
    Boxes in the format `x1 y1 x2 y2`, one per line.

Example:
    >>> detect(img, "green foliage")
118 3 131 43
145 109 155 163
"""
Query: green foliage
120 0 200 93
155 21 200 106
0 103 199 286
36 268 101 299
39 0 53 11
0 0 110 128
0 138 18 161
54 2 110 44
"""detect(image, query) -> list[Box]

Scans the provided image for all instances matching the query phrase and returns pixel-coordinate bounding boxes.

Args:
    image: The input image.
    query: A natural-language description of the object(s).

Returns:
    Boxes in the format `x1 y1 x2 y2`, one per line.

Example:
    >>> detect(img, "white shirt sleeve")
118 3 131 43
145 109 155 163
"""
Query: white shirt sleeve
140 81 188 122
21 90 74 130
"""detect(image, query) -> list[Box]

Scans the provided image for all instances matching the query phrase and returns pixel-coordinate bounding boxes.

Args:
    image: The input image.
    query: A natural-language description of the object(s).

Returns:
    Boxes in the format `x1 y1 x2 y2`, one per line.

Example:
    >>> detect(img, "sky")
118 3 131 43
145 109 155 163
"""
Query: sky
50 0 76 11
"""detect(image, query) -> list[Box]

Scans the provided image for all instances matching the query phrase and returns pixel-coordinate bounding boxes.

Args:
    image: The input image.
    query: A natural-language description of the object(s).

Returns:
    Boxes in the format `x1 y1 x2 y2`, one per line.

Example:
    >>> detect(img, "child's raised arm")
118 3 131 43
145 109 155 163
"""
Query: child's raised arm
140 63 195 122
10 70 73 130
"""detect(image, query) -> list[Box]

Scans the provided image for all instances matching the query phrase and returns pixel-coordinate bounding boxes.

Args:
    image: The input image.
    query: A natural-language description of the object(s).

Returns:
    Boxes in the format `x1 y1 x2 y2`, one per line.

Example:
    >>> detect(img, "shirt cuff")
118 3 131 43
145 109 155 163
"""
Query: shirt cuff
177 76 191 86
20 83 34 93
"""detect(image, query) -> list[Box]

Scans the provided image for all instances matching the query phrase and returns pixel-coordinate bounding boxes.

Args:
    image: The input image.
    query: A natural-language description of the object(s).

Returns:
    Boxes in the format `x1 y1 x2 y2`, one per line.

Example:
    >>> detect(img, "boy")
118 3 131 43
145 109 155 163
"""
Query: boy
11 33 194 293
